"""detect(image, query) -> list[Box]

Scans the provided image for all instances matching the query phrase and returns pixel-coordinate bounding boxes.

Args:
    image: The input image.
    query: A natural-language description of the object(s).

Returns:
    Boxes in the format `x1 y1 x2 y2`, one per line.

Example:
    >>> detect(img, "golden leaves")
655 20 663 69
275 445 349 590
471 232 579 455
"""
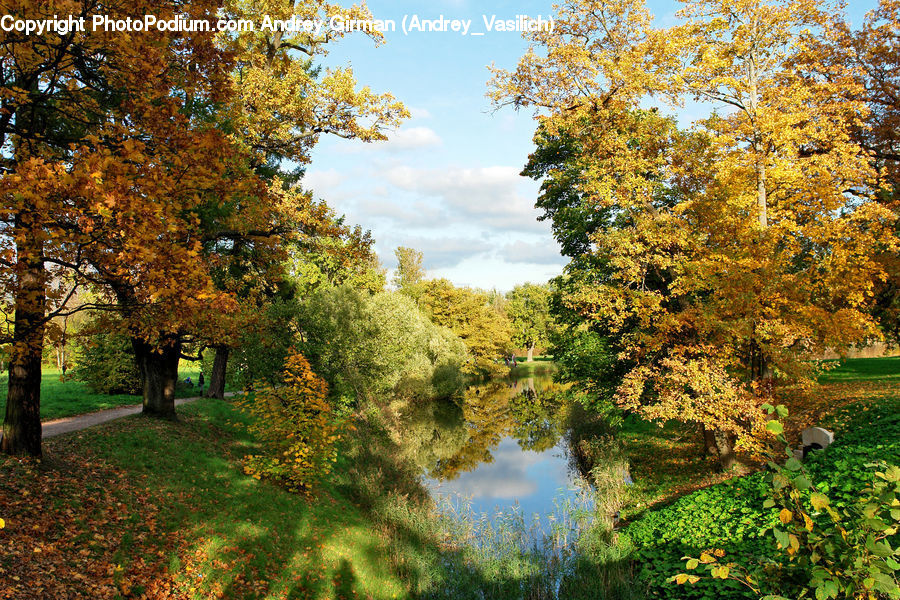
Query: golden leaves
238 351 341 493
492 0 898 454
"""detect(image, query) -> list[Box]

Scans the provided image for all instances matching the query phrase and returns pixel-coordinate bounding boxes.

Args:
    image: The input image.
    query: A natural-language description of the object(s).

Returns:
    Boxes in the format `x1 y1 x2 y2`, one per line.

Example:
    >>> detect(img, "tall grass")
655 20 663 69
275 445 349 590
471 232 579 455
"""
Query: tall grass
419 487 642 600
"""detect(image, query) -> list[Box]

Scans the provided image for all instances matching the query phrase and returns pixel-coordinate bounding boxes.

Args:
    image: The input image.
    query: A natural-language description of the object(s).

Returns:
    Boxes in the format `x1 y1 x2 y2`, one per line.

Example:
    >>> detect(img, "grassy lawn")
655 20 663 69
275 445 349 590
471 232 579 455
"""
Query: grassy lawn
817 355 900 382
0 399 428 599
0 366 224 421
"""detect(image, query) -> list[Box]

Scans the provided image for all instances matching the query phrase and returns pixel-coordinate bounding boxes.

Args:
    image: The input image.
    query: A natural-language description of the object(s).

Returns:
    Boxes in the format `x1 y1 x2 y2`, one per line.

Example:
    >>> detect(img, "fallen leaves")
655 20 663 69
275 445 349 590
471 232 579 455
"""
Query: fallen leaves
0 444 178 599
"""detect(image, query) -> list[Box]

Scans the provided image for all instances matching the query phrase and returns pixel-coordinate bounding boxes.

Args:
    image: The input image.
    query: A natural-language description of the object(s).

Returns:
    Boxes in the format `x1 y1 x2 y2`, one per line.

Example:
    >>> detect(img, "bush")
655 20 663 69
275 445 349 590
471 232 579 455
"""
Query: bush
670 404 900 600
237 352 342 494
71 330 142 395
299 287 469 404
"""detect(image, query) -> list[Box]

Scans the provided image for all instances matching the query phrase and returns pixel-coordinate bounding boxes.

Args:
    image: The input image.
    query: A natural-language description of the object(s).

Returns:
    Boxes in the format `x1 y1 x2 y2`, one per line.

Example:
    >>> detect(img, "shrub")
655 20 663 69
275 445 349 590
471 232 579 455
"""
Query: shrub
237 352 341 494
71 330 142 395
672 405 900 600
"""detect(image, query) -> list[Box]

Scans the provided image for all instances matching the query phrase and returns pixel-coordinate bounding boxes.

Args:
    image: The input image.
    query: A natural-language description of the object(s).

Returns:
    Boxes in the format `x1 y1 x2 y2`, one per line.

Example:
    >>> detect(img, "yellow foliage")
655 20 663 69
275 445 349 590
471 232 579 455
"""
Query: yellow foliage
237 351 341 493
779 508 794 525
490 0 897 452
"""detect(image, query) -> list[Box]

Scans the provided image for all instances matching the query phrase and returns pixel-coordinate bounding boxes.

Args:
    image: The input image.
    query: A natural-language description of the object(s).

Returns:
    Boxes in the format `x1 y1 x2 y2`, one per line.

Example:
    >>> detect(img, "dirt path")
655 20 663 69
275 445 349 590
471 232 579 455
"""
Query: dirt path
42 394 237 439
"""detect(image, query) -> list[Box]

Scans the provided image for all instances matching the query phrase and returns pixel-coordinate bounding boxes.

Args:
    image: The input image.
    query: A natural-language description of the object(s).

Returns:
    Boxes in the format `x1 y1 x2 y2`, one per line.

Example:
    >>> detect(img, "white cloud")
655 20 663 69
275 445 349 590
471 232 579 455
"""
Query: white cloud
334 126 442 154
303 168 343 192
384 165 546 233
355 197 450 228
499 240 566 266
383 126 442 150
380 235 492 270
408 106 432 119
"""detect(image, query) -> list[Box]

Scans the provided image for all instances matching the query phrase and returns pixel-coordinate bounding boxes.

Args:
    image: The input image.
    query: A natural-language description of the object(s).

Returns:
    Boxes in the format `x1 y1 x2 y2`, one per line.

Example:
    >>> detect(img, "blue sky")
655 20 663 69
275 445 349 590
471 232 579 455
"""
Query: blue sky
306 0 878 292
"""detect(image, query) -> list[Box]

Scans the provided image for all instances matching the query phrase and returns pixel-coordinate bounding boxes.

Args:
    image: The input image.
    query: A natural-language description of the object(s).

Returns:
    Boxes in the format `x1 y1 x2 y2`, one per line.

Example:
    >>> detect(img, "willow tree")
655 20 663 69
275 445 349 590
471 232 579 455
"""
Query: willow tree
492 0 895 466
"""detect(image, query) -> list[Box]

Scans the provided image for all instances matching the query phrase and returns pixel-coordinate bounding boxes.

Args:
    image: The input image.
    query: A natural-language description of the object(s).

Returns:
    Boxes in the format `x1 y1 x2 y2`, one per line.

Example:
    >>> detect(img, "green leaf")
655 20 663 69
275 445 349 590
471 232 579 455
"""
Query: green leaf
766 421 784 435
785 457 802 471
774 528 789 549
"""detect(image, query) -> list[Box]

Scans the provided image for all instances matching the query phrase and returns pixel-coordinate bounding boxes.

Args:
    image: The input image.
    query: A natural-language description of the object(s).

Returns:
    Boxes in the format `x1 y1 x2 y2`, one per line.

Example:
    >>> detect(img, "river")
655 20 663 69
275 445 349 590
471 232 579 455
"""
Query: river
397 370 593 525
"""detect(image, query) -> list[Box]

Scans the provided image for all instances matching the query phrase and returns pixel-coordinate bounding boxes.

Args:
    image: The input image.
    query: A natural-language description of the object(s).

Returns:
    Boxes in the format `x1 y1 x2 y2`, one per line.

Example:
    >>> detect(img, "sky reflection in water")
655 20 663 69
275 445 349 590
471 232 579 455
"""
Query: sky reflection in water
413 372 592 520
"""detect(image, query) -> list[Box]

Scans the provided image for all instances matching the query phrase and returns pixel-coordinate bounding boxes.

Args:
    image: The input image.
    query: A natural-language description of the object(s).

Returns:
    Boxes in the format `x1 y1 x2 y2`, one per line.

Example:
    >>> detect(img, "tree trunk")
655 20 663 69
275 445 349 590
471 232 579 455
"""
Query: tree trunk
748 25 768 230
760 361 775 400
132 337 180 420
206 345 228 399
714 430 736 470
701 425 718 456
2 220 46 457
527 344 535 362
750 340 776 400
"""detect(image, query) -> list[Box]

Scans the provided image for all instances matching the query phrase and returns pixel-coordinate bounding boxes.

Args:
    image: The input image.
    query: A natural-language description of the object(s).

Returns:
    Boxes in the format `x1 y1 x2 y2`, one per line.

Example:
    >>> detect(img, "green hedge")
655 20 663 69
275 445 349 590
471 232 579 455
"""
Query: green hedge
623 399 900 599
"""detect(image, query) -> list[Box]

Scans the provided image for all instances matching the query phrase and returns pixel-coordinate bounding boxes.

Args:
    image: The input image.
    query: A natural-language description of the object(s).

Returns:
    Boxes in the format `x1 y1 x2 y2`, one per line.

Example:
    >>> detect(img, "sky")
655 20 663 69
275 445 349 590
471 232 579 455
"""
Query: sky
305 0 878 292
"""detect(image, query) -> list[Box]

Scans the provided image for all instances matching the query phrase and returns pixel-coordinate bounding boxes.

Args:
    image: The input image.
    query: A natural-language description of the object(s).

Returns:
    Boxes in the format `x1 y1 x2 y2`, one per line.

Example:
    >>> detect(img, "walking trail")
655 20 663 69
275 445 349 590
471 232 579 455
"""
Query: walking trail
41 393 238 439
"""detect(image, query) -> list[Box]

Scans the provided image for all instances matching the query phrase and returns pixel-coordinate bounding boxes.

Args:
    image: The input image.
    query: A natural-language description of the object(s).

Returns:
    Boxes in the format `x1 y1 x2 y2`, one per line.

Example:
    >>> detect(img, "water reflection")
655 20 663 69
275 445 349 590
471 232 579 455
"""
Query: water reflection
398 372 590 519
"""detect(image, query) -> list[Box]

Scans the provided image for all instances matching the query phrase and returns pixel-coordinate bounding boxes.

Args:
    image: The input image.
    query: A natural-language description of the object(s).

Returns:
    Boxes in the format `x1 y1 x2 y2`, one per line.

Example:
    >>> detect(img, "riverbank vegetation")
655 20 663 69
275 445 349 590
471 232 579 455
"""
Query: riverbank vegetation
2 358 895 599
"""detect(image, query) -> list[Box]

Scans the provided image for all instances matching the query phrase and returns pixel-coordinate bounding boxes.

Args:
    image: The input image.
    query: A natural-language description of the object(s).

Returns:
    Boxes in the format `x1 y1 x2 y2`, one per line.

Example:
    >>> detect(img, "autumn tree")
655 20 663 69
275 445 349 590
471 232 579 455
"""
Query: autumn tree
505 282 553 361
492 0 896 466
186 0 405 399
0 0 237 454
829 0 900 344
419 279 514 377
520 120 630 413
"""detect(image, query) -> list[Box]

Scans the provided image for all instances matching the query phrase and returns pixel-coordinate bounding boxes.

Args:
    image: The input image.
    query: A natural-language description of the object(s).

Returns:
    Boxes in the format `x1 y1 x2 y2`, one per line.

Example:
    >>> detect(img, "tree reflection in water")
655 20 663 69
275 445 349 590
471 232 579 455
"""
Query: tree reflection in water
398 374 572 481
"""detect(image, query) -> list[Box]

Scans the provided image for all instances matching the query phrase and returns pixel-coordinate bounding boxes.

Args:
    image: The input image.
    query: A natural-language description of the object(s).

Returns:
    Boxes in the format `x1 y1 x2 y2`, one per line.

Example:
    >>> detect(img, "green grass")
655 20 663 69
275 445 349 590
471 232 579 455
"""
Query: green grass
1 399 411 599
0 365 222 421
817 355 900 382
508 358 556 379
89 400 409 599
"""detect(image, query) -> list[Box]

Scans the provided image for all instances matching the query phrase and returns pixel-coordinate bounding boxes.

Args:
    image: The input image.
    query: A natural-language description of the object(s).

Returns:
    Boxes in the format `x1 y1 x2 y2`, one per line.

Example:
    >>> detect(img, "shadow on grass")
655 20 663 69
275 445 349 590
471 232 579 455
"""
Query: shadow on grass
47 397 646 600
66 400 405 599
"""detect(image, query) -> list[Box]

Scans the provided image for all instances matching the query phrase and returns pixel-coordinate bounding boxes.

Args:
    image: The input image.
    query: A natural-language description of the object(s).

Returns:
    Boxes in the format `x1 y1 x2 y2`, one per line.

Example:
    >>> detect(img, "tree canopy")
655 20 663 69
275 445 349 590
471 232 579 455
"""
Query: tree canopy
505 283 553 361
494 0 897 464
